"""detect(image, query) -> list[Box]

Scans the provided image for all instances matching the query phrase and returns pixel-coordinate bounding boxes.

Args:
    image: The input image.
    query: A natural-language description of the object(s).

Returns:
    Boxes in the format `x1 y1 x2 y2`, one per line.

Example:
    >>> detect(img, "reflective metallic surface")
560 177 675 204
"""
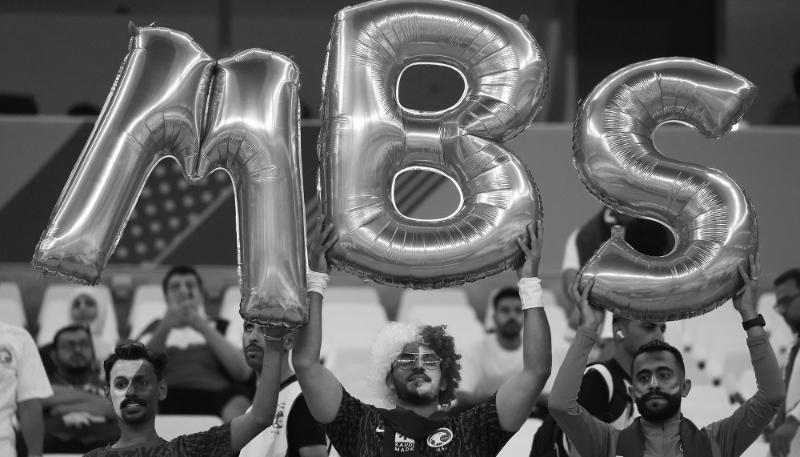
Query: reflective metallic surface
32 26 308 329
318 0 547 288
573 58 759 321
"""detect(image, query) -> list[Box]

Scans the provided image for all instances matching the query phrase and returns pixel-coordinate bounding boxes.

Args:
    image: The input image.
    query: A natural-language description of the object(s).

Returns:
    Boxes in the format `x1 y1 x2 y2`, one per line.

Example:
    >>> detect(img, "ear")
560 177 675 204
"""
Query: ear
681 378 691 398
385 372 396 392
613 323 624 341
283 335 294 352
158 379 168 401
627 385 635 400
439 377 448 392
104 386 112 404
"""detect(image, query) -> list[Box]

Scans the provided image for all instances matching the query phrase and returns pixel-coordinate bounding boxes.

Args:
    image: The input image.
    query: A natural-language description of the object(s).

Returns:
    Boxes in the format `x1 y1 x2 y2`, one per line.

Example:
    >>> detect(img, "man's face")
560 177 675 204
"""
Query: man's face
632 351 689 423
53 330 94 372
165 273 203 310
71 294 98 326
105 359 165 425
493 297 523 339
242 322 265 370
620 321 666 357
776 279 800 331
387 343 445 406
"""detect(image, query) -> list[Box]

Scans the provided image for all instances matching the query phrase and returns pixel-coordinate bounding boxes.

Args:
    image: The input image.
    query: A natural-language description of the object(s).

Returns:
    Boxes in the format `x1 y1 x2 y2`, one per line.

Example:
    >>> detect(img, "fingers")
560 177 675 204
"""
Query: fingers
516 236 534 258
570 273 583 303
582 279 594 302
535 219 544 247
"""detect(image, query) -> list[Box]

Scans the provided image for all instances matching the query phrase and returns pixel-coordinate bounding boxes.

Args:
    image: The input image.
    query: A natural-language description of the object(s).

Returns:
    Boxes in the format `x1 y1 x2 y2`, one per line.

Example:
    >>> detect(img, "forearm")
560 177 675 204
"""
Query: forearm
196 323 252 381
42 386 93 409
231 340 283 452
747 329 786 407
51 397 116 419
548 326 597 416
18 398 44 456
293 292 324 368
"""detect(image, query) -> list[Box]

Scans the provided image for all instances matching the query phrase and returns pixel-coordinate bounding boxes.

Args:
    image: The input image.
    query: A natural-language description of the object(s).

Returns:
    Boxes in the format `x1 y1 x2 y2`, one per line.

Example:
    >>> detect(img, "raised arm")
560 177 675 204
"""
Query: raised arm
293 216 343 424
185 311 253 382
547 275 614 457
495 221 552 431
230 331 284 452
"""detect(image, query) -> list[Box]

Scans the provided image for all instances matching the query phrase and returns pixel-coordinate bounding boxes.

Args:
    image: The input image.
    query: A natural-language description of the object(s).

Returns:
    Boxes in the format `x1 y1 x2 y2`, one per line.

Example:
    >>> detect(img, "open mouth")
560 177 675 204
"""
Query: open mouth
122 401 145 409
407 374 431 383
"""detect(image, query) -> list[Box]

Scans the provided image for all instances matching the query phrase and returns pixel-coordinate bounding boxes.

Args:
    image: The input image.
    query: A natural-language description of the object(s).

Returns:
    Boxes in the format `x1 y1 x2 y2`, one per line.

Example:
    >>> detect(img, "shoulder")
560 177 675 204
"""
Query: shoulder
136 319 162 340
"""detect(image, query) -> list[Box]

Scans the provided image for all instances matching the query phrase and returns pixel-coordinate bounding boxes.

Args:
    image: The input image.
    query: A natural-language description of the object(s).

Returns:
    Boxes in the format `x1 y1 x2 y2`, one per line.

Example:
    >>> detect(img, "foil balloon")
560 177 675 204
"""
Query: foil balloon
573 57 758 321
32 25 308 329
318 0 547 289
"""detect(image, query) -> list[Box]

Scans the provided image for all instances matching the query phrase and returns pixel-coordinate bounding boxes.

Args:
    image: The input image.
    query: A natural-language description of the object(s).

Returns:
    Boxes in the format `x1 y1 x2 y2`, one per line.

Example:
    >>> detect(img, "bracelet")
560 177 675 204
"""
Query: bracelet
741 314 766 331
518 277 543 310
307 271 330 296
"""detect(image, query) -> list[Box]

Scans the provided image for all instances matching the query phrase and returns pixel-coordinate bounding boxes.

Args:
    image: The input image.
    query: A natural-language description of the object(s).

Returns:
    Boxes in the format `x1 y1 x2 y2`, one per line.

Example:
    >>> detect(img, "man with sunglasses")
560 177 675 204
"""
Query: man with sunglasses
293 217 552 456
768 268 800 457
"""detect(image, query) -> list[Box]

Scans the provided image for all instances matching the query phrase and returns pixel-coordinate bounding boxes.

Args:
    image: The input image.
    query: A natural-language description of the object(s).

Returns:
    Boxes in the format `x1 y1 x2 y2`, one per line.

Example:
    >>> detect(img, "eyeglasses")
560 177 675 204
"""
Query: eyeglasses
776 292 800 309
393 352 442 371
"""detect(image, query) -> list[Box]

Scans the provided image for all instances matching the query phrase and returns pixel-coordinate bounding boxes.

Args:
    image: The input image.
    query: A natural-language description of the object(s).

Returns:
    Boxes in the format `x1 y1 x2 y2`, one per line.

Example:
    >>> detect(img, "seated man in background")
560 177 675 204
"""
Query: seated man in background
138 265 252 420
0 321 52 457
85 338 283 456
453 287 524 414
239 323 327 457
530 315 666 456
549 255 786 457
294 218 551 456
42 325 119 453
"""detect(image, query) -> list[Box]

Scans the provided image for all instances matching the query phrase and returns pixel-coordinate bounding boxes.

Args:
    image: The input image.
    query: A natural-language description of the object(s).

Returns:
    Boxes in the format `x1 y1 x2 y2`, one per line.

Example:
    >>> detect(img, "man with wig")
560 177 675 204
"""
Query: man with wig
293 217 551 456
549 254 787 457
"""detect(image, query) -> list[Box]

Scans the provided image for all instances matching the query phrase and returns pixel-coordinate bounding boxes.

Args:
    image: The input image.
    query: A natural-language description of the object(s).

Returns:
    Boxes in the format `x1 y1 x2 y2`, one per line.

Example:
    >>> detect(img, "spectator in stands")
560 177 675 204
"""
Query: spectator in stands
42 325 119 453
239 323 327 457
138 265 252 421
549 255 787 457
294 217 551 456
84 339 284 456
454 288 524 413
0 321 53 457
531 315 666 456
70 291 117 361
767 268 800 457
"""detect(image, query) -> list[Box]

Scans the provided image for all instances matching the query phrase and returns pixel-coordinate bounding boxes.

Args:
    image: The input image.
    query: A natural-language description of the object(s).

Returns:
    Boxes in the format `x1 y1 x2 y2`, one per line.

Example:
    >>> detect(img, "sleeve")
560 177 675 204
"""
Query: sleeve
561 228 580 271
287 394 328 449
547 326 616 457
577 369 612 421
455 394 515 456
16 329 53 402
322 387 368 457
173 421 232 457
706 333 786 457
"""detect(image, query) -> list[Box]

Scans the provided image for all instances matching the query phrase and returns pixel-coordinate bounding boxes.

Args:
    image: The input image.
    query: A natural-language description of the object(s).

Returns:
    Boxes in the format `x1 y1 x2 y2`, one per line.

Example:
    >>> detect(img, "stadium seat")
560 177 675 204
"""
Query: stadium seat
37 284 118 353
680 384 735 428
497 418 542 457
682 301 742 367
325 344 384 407
218 286 244 346
128 284 167 340
397 289 483 352
154 414 223 441
326 286 381 306
321 294 388 361
0 282 26 327
720 351 753 395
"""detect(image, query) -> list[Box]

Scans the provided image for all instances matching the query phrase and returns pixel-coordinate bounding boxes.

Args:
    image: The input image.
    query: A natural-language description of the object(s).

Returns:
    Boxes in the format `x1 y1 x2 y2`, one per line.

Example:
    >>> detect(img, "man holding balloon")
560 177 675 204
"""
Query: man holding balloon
293 217 551 457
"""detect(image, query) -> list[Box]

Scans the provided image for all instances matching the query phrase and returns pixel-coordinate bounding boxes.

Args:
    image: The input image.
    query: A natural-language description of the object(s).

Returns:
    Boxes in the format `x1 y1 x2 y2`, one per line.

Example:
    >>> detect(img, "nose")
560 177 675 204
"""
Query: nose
649 376 659 389
125 383 137 397
249 325 262 342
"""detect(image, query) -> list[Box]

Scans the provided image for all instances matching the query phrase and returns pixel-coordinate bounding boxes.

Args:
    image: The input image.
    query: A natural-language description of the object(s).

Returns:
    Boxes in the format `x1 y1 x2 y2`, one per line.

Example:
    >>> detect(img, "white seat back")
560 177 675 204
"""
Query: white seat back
219 286 244 346
129 284 167 339
0 282 26 328
37 284 118 351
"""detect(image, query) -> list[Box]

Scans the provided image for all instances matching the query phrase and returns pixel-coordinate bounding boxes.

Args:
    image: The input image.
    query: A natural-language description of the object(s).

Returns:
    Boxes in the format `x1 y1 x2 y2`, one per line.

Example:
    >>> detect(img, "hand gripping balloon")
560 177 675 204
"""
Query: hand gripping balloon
572 58 758 321
32 25 308 329
318 0 547 288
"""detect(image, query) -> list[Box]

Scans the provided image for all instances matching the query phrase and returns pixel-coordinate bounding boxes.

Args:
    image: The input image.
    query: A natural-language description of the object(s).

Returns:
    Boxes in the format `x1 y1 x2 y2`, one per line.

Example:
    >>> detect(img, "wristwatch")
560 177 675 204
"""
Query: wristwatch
741 314 766 331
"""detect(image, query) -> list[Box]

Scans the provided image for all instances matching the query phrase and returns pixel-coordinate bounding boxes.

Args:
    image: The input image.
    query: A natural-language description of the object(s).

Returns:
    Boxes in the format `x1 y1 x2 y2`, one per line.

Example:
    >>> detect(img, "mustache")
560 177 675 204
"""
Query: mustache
406 369 431 383
245 343 263 352
121 398 144 408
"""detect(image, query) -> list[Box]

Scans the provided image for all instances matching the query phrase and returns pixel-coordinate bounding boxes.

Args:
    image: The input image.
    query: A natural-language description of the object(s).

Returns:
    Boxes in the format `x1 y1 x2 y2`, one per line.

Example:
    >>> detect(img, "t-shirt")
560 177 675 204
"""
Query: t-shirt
83 421 232 457
324 387 514 457
458 335 522 400
0 321 54 456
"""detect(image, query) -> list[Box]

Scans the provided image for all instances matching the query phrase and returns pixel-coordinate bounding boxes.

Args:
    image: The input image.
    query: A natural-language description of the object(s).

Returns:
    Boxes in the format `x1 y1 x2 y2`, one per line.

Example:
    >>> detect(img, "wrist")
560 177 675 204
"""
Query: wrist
740 311 762 325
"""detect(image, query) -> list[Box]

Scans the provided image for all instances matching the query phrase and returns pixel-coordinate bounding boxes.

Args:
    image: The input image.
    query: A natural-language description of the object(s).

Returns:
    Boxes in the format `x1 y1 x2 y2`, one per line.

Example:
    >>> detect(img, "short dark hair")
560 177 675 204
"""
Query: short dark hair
775 268 800 289
419 325 461 406
52 325 93 352
493 287 520 310
103 341 168 386
631 340 685 376
162 265 203 295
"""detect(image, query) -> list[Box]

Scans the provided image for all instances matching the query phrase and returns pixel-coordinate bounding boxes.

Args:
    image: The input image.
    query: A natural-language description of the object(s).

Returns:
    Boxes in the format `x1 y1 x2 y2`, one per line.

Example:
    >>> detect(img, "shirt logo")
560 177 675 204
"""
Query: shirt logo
271 401 286 433
394 433 415 452
0 346 13 366
427 427 453 448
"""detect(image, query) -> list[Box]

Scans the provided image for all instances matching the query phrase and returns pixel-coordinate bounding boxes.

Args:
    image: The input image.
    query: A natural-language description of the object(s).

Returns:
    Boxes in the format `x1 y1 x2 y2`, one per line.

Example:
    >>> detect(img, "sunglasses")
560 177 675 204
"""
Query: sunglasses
393 352 442 371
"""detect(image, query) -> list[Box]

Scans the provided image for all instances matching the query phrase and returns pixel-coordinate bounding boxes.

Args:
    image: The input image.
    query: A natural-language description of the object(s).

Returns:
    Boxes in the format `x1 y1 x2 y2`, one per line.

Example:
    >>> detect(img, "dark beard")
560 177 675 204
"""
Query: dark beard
635 390 682 423
394 372 439 406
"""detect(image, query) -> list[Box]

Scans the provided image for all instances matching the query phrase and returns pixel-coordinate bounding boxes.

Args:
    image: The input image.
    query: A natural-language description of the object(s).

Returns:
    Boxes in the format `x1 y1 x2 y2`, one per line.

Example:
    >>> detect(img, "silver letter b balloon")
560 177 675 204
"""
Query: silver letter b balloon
318 0 547 288
573 58 758 321
32 25 308 329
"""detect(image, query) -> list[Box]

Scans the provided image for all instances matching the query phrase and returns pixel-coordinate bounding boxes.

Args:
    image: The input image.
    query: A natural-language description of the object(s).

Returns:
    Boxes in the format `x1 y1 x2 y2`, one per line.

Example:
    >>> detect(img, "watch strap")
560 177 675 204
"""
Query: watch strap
742 314 766 331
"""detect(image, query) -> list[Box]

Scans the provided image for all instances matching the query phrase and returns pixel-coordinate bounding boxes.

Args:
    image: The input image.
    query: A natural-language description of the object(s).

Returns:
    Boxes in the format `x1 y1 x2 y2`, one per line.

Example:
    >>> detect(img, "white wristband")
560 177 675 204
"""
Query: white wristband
307 271 330 296
518 277 543 310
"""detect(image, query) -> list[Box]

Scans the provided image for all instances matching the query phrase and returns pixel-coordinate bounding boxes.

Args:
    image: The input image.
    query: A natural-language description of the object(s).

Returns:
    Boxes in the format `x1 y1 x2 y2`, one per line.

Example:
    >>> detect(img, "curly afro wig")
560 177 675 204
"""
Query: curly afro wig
368 321 461 407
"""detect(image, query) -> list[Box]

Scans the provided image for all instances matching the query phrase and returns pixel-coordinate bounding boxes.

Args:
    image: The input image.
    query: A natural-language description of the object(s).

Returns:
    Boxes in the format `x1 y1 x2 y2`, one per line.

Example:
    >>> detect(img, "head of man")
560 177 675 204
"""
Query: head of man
52 325 95 378
71 293 99 327
630 340 690 423
103 341 168 426
162 265 204 311
775 268 800 332
492 288 523 339
242 321 292 372
369 322 461 408
613 317 666 358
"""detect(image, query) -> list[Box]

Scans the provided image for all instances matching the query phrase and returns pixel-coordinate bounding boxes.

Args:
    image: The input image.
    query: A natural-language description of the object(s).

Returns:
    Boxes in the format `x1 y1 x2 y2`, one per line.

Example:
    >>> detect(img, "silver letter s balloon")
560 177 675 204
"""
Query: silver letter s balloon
32 25 308 329
318 0 547 288
573 58 758 321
